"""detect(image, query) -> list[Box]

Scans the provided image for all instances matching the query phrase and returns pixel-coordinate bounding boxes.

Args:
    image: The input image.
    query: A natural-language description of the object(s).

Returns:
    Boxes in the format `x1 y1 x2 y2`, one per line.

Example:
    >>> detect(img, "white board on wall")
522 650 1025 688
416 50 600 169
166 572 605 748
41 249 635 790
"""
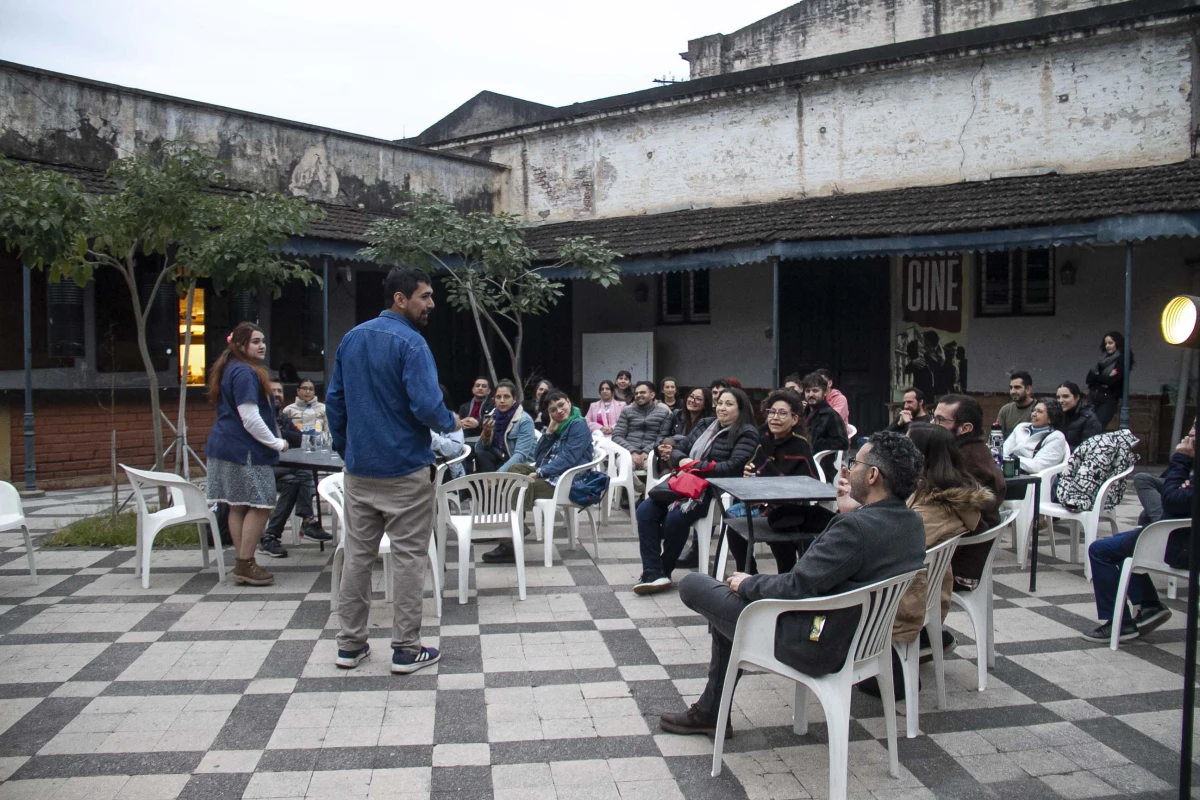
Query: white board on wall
581 332 655 397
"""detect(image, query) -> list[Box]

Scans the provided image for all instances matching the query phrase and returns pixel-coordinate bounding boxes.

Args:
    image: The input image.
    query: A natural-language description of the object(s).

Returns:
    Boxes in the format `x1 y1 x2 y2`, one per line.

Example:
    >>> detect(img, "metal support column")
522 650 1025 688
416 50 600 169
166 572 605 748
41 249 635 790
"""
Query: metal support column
1181 460 1199 798
21 264 38 493
771 257 780 388
322 258 330 389
1120 243 1133 429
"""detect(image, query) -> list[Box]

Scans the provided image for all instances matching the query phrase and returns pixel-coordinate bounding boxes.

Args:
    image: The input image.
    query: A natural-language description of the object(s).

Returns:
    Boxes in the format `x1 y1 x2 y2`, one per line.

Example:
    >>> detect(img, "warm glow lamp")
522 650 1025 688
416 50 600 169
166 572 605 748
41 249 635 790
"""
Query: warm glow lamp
1161 294 1200 800
1162 295 1200 347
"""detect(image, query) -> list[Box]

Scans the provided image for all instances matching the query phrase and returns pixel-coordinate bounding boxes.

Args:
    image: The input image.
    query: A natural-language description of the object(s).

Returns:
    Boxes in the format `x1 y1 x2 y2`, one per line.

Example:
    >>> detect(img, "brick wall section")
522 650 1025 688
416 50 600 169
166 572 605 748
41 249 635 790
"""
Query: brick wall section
8 391 216 489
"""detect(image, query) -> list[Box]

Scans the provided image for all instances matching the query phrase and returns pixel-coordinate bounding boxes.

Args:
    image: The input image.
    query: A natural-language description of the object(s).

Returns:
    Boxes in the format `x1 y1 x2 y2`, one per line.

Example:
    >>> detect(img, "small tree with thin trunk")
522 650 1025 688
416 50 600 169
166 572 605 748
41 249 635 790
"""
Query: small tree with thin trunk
360 191 620 393
0 145 323 473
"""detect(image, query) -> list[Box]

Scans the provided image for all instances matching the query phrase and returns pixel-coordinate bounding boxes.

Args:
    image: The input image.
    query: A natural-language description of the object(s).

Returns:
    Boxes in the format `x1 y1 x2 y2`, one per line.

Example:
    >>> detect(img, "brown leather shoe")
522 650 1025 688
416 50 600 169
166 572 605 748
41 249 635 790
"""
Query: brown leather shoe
659 703 733 738
233 558 274 586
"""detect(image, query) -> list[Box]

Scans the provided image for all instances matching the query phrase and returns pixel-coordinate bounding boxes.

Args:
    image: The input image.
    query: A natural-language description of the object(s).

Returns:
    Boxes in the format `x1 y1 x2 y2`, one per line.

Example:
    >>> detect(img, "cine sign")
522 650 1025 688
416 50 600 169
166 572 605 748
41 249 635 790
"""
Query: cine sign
903 256 963 333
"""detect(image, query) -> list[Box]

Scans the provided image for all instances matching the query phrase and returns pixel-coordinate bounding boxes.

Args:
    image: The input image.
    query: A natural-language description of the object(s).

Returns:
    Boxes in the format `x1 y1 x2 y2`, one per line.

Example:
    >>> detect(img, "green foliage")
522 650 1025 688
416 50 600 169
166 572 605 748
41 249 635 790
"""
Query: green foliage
360 191 620 384
42 512 201 548
0 157 89 274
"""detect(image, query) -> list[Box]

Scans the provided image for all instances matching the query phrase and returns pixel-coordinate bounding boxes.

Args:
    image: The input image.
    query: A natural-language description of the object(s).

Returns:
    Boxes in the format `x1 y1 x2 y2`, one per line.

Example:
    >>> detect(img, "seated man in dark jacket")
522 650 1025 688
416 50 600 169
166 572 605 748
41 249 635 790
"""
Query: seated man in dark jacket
482 390 593 564
262 379 332 558
659 431 926 736
1081 427 1193 643
801 372 850 480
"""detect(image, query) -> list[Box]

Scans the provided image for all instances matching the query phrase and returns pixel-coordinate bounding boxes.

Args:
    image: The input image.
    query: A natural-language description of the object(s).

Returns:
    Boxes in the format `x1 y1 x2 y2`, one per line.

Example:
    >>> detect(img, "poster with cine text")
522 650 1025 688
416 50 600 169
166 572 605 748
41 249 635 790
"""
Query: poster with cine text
893 254 969 403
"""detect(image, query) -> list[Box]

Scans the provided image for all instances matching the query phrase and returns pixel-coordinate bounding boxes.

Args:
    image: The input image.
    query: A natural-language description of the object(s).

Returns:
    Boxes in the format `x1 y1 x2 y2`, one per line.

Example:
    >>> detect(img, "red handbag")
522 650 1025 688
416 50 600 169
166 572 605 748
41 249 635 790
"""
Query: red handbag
666 462 715 500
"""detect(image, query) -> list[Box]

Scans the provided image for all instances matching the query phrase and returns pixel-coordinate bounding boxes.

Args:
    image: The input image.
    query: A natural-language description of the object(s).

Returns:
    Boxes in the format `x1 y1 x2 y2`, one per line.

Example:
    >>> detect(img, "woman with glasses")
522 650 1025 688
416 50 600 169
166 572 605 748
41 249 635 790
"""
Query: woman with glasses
724 389 819 575
1002 398 1068 475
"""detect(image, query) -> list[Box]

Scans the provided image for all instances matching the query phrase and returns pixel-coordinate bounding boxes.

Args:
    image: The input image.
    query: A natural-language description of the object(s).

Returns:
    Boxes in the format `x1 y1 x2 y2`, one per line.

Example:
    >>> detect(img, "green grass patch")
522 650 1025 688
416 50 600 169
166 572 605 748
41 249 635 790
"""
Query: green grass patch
42 512 206 548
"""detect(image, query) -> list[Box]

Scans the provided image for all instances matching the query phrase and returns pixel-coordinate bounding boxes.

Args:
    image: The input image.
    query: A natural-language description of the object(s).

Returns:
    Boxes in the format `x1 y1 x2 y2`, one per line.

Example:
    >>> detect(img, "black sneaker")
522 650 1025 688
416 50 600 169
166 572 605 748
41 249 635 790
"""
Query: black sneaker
257 537 288 558
481 542 516 564
335 643 370 669
918 630 957 664
300 518 332 542
633 573 672 596
1081 619 1138 643
659 703 733 738
392 646 440 674
1134 604 1172 636
676 549 699 569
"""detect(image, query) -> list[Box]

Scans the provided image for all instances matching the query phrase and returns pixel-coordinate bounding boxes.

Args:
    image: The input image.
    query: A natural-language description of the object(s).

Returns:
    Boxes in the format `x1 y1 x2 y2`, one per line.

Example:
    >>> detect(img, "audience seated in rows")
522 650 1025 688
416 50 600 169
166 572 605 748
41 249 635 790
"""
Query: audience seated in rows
887 387 929 432
931 395 1006 593
1002 398 1069 475
657 431 926 737
585 380 626 437
671 387 710 439
612 380 673 474
482 390 594 564
457 376 494 432
995 371 1035 440
1056 380 1104 450
660 377 680 412
1081 422 1192 643
614 370 634 404
633 388 760 595
474 380 536 473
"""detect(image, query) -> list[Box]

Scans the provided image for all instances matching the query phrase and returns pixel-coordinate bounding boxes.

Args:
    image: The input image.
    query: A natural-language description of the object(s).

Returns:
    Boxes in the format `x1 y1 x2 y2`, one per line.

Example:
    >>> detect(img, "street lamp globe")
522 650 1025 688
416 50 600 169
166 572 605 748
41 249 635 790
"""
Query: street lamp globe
1162 295 1200 347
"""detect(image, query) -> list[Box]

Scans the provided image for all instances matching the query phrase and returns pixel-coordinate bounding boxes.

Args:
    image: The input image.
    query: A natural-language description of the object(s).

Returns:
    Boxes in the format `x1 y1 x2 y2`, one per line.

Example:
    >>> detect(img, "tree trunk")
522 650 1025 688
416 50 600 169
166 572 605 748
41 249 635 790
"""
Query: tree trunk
514 313 524 386
174 281 196 477
466 291 499 388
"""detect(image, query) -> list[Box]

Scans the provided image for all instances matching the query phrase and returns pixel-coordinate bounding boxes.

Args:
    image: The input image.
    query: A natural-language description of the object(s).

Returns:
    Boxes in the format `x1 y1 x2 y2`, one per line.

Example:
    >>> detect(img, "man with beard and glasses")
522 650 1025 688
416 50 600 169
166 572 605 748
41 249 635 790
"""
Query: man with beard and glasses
327 266 461 676
657 431 926 737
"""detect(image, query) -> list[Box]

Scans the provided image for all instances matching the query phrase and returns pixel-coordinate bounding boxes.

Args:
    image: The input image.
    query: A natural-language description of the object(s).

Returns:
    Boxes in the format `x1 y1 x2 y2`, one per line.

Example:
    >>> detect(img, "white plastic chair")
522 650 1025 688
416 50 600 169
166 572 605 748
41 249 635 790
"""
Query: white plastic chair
0 481 37 582
712 570 921 800
437 472 532 604
1040 464 1133 580
433 445 471 571
894 535 963 738
1009 445 1070 567
319 472 442 618
598 439 638 518
533 454 607 567
949 508 1018 691
120 464 225 589
1110 518 1190 651
812 450 847 483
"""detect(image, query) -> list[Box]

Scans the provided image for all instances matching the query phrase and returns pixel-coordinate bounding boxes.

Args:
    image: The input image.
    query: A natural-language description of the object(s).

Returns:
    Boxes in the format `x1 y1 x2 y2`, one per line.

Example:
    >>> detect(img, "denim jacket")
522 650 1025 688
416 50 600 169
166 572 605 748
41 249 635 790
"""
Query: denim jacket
326 310 456 478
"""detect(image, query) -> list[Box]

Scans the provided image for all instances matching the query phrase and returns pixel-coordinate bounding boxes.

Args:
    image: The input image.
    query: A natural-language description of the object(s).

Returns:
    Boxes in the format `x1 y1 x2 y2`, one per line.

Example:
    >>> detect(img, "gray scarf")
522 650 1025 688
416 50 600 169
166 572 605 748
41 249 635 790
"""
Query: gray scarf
688 420 729 462
1096 350 1120 377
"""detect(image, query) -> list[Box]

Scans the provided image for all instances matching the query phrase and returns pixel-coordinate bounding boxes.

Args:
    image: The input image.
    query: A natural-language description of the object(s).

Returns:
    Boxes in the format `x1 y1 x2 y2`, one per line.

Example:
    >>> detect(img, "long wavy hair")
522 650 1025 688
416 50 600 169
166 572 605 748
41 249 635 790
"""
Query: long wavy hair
906 424 980 501
207 322 271 406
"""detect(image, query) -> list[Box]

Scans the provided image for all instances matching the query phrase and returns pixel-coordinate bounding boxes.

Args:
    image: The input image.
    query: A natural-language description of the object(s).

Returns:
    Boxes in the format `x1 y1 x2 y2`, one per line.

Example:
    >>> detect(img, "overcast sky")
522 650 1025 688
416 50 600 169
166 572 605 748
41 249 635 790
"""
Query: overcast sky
1 0 791 140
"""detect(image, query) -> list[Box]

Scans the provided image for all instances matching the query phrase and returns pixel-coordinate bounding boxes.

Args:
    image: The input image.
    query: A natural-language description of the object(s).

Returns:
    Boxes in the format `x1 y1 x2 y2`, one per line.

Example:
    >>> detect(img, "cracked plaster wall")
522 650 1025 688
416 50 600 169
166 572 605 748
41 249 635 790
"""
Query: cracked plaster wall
0 65 502 214
684 0 1130 79
445 25 1194 223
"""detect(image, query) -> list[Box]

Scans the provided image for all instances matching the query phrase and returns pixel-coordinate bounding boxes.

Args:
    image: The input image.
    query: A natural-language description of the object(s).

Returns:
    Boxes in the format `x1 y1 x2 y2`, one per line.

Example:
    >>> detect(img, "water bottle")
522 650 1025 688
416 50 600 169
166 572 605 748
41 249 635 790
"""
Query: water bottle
989 423 1003 467
301 407 316 452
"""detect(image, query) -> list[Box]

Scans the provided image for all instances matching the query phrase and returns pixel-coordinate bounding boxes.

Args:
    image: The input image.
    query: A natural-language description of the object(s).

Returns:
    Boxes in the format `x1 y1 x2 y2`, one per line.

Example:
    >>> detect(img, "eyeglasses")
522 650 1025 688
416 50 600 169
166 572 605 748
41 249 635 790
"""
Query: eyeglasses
846 455 887 479
931 415 955 426
764 409 794 418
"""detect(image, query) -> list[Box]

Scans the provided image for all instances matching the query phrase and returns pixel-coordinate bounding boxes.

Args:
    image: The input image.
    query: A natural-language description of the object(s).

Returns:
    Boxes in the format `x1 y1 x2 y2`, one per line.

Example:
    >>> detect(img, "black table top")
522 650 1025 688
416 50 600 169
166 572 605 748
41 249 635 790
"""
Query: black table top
708 476 836 503
277 450 344 471
1004 474 1039 487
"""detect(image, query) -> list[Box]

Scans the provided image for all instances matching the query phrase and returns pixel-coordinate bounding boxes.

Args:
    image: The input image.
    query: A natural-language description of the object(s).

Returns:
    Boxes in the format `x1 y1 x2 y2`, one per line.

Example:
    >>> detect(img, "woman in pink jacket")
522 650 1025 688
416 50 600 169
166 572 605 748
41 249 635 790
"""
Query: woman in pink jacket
586 380 627 436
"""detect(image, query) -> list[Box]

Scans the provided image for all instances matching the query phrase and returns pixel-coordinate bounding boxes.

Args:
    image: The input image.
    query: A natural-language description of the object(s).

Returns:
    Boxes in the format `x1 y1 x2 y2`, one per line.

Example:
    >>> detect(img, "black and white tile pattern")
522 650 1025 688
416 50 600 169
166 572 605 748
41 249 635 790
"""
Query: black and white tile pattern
0 485 1191 798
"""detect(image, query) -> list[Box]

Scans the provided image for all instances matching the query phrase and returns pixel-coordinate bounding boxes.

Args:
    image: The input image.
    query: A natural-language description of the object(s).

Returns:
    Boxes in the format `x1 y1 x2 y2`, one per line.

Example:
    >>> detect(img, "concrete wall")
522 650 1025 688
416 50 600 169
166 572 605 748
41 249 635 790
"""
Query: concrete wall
571 263 775 394
0 61 504 214
446 24 1195 222
685 0 1130 79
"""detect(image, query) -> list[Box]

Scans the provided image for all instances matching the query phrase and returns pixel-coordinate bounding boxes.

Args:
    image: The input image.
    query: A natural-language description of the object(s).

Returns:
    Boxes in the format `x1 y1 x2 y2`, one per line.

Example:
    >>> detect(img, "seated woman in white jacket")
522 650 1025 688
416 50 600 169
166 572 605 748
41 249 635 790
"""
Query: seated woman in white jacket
1002 398 1069 474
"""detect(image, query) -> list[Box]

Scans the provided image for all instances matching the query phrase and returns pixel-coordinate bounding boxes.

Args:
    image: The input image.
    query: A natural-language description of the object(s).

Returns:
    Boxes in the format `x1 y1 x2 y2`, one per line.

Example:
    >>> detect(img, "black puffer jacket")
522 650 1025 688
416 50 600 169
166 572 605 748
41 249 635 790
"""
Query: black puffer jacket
669 419 760 478
1061 404 1103 450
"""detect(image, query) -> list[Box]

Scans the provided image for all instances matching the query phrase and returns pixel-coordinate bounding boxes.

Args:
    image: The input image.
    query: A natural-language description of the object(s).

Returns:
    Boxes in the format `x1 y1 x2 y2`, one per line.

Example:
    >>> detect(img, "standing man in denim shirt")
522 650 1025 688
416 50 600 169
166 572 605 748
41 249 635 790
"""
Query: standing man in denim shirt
326 266 460 674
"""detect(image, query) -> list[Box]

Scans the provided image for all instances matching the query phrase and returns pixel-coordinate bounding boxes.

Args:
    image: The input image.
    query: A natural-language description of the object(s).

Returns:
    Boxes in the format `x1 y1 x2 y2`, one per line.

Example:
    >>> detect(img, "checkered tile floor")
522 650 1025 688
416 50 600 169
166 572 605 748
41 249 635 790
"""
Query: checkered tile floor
0 485 1192 798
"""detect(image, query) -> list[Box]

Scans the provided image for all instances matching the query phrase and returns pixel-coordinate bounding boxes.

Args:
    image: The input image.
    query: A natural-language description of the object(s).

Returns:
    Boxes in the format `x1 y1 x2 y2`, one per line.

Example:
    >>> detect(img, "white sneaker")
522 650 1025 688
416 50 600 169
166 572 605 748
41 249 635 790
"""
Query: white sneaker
633 575 672 596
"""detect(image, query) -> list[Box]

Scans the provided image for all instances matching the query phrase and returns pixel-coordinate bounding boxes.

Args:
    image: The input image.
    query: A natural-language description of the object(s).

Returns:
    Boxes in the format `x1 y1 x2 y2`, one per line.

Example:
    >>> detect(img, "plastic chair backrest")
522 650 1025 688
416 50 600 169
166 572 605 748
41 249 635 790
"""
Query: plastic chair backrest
605 439 633 479
0 481 23 519
434 444 472 485
317 472 347 534
1130 518 1190 574
846 423 858 441
441 472 531 525
550 454 608 504
120 464 209 517
921 535 962 617
851 571 920 665
1094 464 1135 512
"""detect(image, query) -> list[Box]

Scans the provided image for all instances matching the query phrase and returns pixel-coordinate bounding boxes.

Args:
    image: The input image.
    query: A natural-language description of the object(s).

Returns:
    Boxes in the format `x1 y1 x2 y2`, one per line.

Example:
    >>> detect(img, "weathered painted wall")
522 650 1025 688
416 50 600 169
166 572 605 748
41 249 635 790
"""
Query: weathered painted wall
685 0 1130 79
0 62 504 214
445 24 1194 223
570 263 775 394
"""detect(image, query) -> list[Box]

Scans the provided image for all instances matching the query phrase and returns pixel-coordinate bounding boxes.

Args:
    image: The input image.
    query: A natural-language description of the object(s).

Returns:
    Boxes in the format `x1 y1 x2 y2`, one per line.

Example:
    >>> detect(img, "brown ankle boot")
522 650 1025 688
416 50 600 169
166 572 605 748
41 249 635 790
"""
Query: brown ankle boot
233 558 274 586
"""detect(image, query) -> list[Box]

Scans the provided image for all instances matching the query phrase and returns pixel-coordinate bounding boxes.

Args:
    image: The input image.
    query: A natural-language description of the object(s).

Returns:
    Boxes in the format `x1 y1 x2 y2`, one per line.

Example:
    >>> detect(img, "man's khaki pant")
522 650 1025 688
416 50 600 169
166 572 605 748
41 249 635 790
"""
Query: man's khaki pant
507 463 555 512
337 469 434 655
